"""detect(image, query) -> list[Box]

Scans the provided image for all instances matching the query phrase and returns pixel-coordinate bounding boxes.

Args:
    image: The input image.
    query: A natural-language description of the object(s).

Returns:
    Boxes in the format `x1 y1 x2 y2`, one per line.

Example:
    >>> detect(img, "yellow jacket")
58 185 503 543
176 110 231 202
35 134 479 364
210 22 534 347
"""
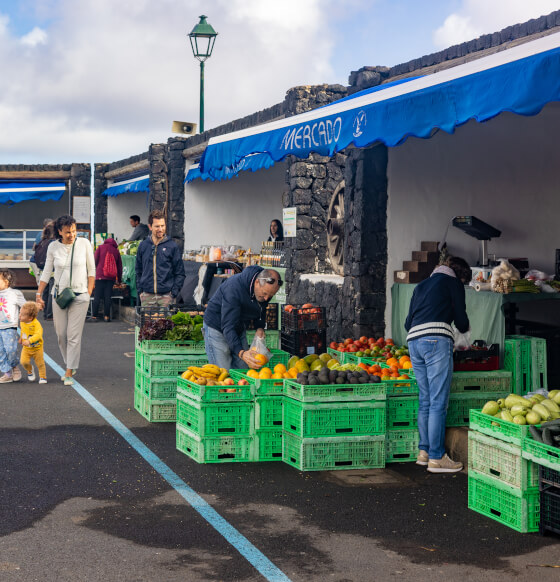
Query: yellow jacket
20 318 43 349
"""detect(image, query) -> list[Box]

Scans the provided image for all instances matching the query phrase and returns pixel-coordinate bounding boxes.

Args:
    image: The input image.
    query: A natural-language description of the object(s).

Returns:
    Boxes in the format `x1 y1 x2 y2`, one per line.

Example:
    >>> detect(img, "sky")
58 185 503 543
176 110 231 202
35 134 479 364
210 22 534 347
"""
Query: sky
0 0 558 165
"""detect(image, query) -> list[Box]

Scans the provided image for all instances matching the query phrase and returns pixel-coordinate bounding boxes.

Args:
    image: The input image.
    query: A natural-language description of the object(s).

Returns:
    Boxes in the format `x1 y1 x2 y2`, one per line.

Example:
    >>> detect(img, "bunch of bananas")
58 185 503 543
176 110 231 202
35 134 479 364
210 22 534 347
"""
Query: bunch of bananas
181 364 230 386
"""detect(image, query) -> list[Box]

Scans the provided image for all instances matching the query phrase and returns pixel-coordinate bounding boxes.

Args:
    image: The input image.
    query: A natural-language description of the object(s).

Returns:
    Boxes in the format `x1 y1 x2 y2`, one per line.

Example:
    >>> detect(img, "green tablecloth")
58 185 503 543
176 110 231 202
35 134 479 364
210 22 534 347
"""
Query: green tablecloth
121 254 137 300
391 283 505 348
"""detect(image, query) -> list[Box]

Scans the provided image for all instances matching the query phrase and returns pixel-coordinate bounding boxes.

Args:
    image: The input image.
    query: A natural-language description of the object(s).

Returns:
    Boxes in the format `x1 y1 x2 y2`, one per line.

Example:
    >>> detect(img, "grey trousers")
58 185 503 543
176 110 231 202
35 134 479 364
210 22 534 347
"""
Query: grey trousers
52 293 90 370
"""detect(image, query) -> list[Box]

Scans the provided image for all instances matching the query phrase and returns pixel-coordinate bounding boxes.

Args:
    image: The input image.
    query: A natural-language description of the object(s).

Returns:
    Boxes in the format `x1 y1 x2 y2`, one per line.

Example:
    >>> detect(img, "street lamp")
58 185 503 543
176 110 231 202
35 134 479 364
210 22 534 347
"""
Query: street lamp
188 15 218 134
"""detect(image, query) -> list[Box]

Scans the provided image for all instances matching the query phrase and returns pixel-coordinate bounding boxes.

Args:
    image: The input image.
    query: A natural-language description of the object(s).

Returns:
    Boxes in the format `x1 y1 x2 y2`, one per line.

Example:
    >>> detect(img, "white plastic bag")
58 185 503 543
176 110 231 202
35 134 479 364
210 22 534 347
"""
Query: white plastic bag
453 327 471 351
249 334 272 363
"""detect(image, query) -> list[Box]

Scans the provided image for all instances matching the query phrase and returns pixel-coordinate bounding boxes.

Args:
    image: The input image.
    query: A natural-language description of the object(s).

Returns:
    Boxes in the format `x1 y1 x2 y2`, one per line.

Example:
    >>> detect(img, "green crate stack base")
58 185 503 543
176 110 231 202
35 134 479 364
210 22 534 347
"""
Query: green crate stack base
504 335 547 392
468 469 540 533
134 388 176 422
469 409 533 446
135 368 178 399
255 429 283 461
177 377 254 402
255 396 283 429
282 432 385 471
283 397 386 438
386 430 419 463
446 391 509 427
386 395 418 431
522 435 560 471
468 430 539 490
176 424 254 464
450 371 512 394
135 348 208 377
176 393 254 437
246 330 281 350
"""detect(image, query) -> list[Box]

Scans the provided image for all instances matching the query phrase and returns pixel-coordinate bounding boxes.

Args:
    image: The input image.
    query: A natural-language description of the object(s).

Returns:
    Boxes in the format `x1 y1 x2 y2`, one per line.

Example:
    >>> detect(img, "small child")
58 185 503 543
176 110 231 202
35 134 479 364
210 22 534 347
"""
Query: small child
0 269 25 383
19 301 47 384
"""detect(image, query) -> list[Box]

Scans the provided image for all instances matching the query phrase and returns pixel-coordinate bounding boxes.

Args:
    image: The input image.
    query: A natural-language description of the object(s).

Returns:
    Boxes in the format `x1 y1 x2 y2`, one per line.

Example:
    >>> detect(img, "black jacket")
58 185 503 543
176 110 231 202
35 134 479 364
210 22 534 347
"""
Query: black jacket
203 266 267 355
135 235 185 297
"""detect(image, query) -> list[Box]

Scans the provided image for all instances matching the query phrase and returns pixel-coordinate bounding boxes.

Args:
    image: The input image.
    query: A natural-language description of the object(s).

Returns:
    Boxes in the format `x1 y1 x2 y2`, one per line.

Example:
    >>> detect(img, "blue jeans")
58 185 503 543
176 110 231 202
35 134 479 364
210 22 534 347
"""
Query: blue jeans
0 328 19 373
408 336 454 460
203 324 249 370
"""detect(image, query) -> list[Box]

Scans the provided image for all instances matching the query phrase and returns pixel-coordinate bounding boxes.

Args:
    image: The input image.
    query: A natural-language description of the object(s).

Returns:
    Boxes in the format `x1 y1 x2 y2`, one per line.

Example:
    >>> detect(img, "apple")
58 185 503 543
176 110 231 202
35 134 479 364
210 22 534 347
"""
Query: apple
223 377 235 386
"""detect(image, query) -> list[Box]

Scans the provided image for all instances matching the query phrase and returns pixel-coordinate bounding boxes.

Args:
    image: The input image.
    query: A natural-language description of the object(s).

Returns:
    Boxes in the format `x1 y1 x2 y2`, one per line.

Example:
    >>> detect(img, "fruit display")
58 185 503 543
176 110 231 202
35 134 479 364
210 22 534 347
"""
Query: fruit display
295 367 382 386
480 390 560 426
181 364 234 386
357 362 411 380
282 304 325 330
329 336 409 360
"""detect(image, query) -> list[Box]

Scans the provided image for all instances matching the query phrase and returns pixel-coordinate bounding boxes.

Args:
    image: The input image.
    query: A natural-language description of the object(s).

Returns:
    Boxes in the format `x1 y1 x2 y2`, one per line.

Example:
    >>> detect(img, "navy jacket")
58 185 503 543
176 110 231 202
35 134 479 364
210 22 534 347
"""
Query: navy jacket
204 265 267 355
135 235 185 297
404 273 469 342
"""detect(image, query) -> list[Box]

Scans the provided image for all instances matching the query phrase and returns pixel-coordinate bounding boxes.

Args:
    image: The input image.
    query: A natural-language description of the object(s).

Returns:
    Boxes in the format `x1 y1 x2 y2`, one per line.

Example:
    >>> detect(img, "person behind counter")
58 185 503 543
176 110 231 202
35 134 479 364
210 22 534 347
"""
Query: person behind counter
128 215 149 241
404 256 471 474
203 266 283 370
267 219 284 242
135 209 185 307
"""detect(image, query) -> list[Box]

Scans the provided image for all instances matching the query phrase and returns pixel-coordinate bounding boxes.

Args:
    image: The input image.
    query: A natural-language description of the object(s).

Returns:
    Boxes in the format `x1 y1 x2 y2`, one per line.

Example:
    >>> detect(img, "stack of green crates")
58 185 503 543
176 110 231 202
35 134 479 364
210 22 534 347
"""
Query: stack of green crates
175 377 255 463
282 378 387 471
504 335 548 394
134 330 207 423
468 410 540 532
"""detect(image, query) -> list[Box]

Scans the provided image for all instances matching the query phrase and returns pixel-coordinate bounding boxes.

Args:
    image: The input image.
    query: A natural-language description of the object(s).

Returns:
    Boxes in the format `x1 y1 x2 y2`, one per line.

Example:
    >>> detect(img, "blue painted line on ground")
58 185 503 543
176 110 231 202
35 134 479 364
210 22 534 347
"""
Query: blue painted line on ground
43 352 292 582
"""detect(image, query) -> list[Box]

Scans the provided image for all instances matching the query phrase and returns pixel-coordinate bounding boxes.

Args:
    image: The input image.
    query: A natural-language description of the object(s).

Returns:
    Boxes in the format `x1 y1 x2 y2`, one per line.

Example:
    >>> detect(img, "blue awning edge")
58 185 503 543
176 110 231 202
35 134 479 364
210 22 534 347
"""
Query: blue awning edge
184 152 275 183
0 181 66 205
199 32 560 181
103 174 150 197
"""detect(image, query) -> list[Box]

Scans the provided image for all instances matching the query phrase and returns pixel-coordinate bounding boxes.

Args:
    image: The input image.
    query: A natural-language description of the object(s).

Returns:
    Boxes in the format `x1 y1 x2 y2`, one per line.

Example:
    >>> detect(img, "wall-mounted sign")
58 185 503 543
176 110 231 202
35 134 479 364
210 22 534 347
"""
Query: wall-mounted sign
73 196 91 223
283 207 297 238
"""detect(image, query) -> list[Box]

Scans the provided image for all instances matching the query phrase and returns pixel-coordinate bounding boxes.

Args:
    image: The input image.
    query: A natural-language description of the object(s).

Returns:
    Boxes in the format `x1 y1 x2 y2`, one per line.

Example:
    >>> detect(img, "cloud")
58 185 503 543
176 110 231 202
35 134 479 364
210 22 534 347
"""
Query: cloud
0 0 335 163
434 0 560 48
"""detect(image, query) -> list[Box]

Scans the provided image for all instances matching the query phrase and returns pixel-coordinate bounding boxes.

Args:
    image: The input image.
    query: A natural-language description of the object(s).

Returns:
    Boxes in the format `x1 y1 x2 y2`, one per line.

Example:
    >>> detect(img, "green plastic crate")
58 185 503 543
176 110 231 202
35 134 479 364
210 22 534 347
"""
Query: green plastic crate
327 347 352 364
522 434 560 471
255 396 283 429
176 424 253 464
282 432 385 472
446 392 509 427
386 395 418 430
246 330 281 350
450 371 512 394
468 430 539 490
135 368 178 399
134 388 176 423
135 349 207 377
177 376 253 402
229 369 284 396
468 469 540 533
505 335 548 392
135 328 206 354
382 377 418 395
385 430 419 463
176 393 254 436
469 409 533 446
254 429 283 461
284 378 386 403
283 398 386 438
504 339 525 395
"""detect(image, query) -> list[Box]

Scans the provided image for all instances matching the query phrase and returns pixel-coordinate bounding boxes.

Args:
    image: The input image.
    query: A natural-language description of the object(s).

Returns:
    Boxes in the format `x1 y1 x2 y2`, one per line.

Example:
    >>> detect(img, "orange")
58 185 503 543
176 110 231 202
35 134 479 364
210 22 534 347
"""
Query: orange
271 372 284 379
386 357 398 367
246 369 259 379
288 367 298 378
402 361 413 370
283 372 292 379
254 353 269 366
398 374 410 380
358 363 368 371
274 363 287 374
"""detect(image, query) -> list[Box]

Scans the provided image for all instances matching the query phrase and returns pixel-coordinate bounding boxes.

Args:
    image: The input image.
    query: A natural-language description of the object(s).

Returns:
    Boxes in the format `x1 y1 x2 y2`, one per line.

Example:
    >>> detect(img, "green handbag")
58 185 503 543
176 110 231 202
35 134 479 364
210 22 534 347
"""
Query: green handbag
55 241 76 309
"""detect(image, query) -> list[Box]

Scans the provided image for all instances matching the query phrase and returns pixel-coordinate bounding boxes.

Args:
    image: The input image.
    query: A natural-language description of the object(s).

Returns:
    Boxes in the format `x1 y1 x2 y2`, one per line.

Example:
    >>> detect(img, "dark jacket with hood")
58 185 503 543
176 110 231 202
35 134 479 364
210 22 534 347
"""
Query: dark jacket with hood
94 238 123 282
135 235 185 297
203 265 267 356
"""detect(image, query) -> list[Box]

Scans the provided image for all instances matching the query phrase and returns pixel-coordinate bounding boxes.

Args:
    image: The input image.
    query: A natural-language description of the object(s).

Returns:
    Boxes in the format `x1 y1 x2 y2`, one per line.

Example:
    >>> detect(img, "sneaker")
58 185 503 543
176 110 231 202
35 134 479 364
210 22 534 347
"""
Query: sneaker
39 378 47 384
0 373 13 383
60 370 77 381
416 450 429 466
427 453 463 474
63 376 74 386
28 371 36 382
12 367 22 382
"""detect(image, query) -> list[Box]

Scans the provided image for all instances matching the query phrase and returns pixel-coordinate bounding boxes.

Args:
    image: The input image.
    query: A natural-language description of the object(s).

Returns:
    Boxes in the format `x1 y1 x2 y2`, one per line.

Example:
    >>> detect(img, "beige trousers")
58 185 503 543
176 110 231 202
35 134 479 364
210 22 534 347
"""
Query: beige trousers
52 293 90 370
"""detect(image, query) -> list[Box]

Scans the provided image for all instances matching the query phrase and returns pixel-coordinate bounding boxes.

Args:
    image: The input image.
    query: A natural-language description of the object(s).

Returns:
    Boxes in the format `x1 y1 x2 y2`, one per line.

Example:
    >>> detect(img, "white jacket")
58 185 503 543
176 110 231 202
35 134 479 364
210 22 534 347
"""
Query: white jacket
0 288 26 329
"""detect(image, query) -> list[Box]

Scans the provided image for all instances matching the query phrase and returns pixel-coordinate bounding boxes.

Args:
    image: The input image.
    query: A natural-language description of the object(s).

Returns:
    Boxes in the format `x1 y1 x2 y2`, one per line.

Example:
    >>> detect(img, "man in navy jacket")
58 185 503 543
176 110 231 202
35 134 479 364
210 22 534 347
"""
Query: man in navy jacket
203 266 283 370
135 210 185 307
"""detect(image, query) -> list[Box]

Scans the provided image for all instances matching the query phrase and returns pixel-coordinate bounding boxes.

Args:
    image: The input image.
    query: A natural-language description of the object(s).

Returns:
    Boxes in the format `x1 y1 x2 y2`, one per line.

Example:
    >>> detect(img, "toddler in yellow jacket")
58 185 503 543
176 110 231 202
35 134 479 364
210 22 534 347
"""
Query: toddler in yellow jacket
19 301 47 384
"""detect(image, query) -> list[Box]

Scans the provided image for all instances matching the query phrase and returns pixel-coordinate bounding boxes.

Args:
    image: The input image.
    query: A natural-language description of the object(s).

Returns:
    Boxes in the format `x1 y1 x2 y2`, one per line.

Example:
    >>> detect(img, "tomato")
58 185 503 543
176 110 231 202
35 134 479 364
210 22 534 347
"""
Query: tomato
348 345 359 352
359 336 368 344
302 303 314 309
344 338 354 346
284 305 294 313
329 341 339 350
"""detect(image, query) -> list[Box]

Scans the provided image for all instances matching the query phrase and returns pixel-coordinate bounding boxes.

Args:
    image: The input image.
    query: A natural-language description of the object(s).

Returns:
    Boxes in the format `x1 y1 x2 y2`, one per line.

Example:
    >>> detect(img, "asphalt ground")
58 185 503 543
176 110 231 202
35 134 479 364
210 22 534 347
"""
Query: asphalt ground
1 318 559 582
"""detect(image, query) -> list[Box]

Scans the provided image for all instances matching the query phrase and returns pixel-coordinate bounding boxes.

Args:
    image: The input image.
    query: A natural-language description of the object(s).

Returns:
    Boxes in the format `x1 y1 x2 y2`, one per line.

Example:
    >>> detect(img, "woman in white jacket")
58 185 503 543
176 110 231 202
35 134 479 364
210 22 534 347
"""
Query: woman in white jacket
37 215 95 385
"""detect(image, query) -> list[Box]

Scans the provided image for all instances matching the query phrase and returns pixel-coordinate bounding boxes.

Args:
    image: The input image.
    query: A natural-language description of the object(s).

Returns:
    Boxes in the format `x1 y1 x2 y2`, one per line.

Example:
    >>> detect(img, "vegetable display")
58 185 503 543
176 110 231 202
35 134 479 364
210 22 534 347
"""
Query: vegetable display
138 318 174 341
480 390 560 427
165 312 203 342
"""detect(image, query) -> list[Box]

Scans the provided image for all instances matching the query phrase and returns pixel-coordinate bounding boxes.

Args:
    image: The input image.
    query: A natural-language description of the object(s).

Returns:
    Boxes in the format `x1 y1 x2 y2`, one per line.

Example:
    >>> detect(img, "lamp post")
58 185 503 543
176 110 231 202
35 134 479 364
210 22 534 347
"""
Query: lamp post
188 15 218 134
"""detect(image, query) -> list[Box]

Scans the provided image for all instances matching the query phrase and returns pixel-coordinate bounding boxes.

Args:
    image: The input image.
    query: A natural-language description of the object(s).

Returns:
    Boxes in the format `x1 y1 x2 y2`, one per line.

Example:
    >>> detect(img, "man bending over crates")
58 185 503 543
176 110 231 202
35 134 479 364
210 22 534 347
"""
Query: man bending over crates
203 266 283 370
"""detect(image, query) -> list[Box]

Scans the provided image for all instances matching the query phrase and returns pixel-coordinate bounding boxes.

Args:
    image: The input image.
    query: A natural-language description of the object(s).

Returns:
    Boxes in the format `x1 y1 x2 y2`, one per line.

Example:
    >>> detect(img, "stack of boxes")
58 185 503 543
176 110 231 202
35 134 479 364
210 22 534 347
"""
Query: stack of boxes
134 307 207 423
504 335 548 394
280 304 327 358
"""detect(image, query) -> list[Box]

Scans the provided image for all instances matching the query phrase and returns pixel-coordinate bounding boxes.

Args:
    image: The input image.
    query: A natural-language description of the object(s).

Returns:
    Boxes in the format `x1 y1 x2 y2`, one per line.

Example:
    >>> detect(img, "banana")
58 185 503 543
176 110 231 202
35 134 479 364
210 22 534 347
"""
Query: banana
218 370 229 382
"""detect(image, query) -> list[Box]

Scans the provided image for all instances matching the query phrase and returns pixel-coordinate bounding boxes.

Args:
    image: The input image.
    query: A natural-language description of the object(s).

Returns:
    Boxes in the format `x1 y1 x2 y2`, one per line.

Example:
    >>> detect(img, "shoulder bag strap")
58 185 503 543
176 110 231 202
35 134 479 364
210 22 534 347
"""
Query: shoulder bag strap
56 241 76 292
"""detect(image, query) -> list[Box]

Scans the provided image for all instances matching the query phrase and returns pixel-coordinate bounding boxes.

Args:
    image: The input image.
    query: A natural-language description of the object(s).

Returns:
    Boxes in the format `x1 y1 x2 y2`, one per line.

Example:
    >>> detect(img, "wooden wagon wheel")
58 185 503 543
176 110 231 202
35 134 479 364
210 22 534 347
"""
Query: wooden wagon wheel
327 181 345 276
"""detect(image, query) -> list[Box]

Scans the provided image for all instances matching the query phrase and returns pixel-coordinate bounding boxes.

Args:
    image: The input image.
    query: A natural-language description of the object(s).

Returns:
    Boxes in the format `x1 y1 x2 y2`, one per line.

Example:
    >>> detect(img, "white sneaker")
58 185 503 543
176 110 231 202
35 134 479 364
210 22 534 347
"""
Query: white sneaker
12 367 22 382
416 450 429 466
0 373 13 383
63 376 74 386
39 378 47 384
427 453 463 473
60 370 76 381
28 371 36 382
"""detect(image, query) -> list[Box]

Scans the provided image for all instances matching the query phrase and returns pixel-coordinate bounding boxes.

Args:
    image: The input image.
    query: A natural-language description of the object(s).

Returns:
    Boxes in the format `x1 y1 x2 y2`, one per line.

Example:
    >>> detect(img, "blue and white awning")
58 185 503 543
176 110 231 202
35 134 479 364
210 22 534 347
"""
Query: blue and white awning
0 181 66 205
185 152 275 183
103 174 150 197
199 32 560 181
